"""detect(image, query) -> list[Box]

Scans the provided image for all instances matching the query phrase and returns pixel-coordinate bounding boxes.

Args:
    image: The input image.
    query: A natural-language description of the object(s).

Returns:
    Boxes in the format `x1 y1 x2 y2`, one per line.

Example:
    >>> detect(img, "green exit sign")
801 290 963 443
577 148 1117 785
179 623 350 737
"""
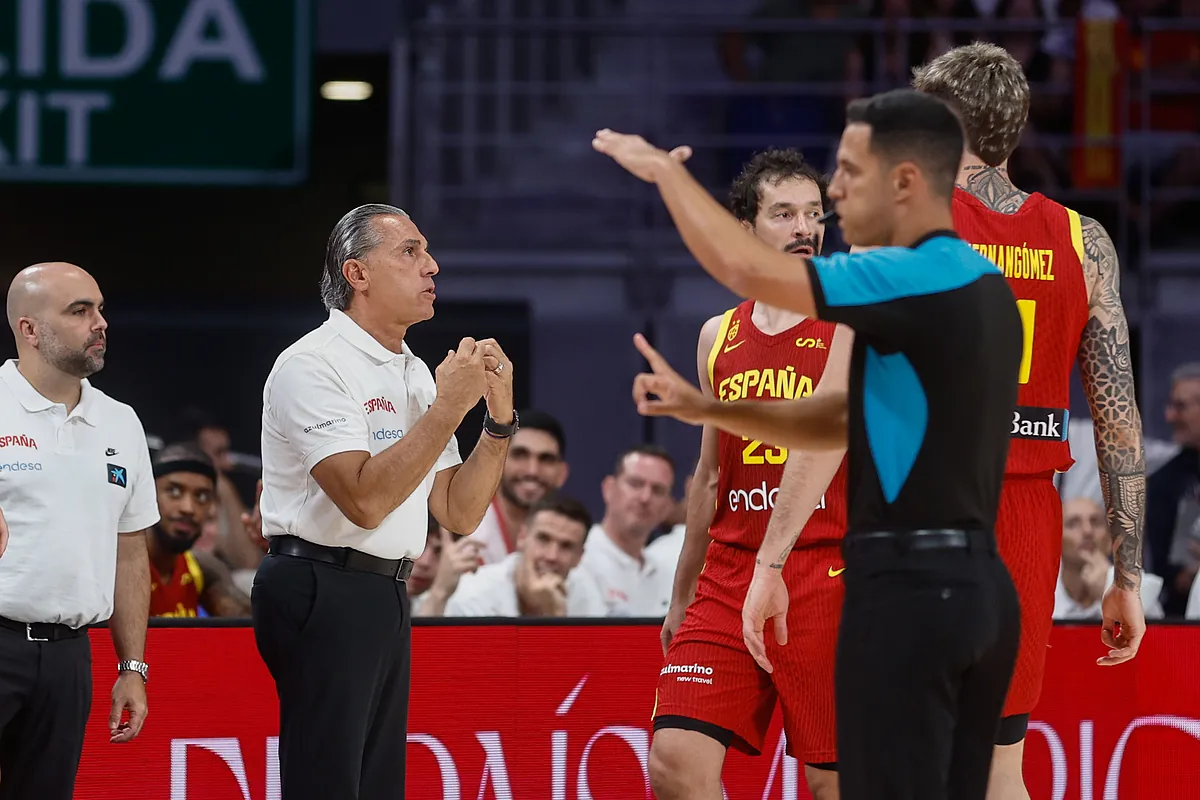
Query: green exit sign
0 0 311 184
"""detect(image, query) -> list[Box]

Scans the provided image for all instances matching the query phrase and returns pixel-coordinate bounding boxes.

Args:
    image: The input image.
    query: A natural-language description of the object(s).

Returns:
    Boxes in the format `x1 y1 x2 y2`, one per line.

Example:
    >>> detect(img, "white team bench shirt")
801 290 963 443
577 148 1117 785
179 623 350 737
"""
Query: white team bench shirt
579 524 673 617
0 360 159 629
443 553 607 617
260 309 461 561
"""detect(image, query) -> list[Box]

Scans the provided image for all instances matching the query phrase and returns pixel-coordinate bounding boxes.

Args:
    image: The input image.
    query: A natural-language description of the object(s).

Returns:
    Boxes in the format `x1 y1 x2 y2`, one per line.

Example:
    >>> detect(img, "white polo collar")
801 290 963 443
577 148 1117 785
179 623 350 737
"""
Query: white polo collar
0 359 98 424
325 309 414 365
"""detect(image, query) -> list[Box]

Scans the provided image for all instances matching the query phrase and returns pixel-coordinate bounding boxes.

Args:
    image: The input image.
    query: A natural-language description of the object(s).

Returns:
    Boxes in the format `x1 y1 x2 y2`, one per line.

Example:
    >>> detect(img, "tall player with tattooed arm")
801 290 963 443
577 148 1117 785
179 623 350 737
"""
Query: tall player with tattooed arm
650 149 851 800
913 44 1147 800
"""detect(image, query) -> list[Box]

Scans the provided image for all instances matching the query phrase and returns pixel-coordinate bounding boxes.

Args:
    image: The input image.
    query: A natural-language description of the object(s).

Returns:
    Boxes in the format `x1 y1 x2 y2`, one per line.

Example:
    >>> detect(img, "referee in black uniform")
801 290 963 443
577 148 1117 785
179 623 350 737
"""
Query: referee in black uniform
597 89 1024 799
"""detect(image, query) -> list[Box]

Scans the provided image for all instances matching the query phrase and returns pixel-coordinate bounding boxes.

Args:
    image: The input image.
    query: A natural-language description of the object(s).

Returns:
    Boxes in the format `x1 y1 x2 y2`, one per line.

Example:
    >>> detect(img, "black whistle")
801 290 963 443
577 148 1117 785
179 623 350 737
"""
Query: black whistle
819 209 839 224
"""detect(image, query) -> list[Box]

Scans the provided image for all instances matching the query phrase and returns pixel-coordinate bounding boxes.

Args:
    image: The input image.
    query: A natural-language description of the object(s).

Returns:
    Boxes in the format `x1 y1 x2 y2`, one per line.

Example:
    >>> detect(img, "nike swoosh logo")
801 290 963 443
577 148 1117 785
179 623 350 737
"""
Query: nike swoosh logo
828 567 845 578
723 341 745 353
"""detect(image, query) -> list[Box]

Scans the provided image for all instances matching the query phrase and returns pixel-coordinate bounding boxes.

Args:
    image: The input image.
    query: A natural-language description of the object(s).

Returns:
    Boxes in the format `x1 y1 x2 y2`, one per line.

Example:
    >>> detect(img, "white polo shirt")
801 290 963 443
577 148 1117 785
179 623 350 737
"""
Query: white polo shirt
443 553 607 617
579 524 673 617
0 360 159 628
260 309 462 560
1052 566 1165 621
468 500 514 565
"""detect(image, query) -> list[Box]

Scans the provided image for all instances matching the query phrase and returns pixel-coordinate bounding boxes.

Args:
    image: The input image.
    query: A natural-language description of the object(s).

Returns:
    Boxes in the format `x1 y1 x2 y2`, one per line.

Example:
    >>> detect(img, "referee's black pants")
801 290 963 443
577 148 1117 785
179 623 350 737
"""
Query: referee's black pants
252 553 412 800
835 531 1021 800
0 619 92 800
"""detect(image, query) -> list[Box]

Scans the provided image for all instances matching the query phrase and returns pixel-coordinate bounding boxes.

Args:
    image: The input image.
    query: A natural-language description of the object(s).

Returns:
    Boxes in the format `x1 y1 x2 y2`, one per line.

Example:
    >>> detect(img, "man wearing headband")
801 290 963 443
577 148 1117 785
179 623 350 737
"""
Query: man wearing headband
147 443 250 618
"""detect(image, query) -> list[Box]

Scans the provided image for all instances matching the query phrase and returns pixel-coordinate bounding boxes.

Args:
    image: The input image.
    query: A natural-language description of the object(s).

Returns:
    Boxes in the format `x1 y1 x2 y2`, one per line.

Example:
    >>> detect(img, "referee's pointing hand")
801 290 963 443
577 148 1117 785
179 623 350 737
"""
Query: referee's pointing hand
632 334 713 425
0 505 8 559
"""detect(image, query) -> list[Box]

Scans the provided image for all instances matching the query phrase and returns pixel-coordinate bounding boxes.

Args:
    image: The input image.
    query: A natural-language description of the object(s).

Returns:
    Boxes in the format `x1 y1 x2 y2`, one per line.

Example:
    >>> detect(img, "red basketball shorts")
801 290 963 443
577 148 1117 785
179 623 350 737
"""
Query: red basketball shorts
652 541 844 763
995 474 1062 718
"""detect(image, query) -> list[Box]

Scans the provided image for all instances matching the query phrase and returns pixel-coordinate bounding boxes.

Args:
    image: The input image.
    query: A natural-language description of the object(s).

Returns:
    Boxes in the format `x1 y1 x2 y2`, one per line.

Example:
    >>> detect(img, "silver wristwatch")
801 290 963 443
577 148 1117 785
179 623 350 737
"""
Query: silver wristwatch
117 659 149 683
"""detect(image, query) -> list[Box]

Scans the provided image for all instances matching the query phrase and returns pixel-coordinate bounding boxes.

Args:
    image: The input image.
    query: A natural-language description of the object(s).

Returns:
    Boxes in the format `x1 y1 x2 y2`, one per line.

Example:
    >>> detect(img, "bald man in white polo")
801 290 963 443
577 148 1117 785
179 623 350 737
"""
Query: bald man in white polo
0 263 157 800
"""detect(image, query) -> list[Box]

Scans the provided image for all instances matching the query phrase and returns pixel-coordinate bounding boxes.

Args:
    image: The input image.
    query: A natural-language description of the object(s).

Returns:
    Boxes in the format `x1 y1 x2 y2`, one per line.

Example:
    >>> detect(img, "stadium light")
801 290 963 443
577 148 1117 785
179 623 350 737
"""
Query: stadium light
320 81 374 101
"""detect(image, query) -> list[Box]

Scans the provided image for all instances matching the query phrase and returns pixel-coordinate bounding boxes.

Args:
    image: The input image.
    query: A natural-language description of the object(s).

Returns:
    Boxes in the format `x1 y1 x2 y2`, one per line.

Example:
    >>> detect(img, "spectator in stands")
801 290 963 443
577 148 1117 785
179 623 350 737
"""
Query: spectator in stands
721 0 865 173
1128 0 1200 241
1148 363 1200 615
445 494 605 617
147 444 251 618
410 515 483 617
580 445 676 616
1058 417 1178 539
173 407 262 590
1055 497 1164 619
468 409 569 565
645 474 692 567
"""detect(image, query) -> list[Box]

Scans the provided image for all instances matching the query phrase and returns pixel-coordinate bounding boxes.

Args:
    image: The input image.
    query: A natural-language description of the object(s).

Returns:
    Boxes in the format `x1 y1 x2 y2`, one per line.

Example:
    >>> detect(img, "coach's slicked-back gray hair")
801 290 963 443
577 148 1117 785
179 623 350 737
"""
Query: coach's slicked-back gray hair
320 203 409 311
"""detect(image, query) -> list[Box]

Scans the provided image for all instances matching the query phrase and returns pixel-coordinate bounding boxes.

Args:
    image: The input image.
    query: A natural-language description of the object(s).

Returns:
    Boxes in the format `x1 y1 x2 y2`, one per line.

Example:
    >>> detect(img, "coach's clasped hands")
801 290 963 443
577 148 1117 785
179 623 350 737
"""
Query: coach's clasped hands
592 129 692 183
631 334 713 425
435 337 514 423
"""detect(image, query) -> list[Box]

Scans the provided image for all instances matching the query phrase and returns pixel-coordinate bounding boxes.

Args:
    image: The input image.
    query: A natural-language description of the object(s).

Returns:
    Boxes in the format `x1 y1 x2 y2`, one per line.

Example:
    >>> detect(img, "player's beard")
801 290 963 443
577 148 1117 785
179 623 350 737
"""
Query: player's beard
499 475 552 509
153 523 202 555
38 323 105 378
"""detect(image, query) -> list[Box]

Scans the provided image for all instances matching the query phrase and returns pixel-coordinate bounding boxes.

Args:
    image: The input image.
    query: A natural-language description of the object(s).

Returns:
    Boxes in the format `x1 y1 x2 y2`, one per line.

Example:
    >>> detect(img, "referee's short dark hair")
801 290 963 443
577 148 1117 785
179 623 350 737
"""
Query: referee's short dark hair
845 89 964 200
528 493 593 533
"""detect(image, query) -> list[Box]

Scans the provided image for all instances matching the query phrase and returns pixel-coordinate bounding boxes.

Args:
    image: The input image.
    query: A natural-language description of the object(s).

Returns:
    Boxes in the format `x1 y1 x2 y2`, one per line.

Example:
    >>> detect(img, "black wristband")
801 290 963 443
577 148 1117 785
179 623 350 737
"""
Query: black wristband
483 409 519 439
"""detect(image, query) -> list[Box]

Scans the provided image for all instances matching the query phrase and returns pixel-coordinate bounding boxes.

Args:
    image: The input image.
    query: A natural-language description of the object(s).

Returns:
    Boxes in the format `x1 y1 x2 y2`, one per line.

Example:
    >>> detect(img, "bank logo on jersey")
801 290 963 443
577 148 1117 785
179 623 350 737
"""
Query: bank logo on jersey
969 242 1057 282
1011 406 1069 441
795 336 827 349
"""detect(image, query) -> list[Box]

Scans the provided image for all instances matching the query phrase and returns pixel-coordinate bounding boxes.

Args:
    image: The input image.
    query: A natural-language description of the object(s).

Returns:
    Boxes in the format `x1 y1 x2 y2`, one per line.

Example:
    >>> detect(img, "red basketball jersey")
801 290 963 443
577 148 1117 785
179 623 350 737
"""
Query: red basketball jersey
953 189 1091 476
706 301 848 549
149 551 205 618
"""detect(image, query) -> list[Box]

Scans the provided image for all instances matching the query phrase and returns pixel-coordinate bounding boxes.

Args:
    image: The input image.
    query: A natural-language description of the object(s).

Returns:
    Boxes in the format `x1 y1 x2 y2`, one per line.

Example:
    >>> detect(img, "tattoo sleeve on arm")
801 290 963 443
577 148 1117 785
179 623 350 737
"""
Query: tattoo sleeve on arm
1076 215 1146 590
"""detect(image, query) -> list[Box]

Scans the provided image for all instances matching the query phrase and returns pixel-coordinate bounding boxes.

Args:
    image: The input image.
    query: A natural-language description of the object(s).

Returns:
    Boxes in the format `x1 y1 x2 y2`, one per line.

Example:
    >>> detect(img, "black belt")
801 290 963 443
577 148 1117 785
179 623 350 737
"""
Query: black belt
845 528 996 554
268 535 414 581
0 615 85 642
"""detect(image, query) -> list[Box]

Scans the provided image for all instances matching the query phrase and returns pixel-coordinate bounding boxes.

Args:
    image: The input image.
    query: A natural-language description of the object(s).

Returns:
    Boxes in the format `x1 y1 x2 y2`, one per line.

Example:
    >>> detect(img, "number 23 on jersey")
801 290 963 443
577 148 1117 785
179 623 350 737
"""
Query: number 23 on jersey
742 438 787 465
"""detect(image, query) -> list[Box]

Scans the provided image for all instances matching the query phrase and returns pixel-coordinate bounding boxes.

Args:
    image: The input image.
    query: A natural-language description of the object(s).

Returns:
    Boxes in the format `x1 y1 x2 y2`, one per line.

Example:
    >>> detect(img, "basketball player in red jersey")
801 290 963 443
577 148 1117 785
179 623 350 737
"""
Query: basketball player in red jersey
914 44 1147 800
648 149 852 800
147 443 251 618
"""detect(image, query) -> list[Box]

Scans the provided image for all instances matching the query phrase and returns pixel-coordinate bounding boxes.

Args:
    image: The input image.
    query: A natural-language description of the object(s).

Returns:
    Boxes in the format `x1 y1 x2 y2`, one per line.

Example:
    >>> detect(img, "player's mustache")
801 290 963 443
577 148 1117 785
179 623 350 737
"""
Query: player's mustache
785 238 818 254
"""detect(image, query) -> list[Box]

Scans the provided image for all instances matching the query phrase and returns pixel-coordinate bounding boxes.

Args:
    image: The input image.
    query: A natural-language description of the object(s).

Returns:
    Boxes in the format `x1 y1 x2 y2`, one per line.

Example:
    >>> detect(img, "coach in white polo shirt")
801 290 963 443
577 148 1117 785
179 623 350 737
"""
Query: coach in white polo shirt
0 263 158 800
252 204 515 800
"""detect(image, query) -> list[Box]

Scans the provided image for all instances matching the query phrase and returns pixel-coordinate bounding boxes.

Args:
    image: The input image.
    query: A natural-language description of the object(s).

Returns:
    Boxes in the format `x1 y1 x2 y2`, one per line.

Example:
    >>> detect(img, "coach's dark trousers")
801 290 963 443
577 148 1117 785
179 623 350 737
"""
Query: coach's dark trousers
835 530 1021 800
0 618 92 800
252 552 412 800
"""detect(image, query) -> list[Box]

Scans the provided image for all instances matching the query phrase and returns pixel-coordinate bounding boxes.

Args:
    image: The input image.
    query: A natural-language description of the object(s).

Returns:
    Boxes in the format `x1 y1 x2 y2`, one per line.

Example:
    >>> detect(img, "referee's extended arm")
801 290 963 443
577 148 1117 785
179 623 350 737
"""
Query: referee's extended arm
592 131 820 316
632 334 848 452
